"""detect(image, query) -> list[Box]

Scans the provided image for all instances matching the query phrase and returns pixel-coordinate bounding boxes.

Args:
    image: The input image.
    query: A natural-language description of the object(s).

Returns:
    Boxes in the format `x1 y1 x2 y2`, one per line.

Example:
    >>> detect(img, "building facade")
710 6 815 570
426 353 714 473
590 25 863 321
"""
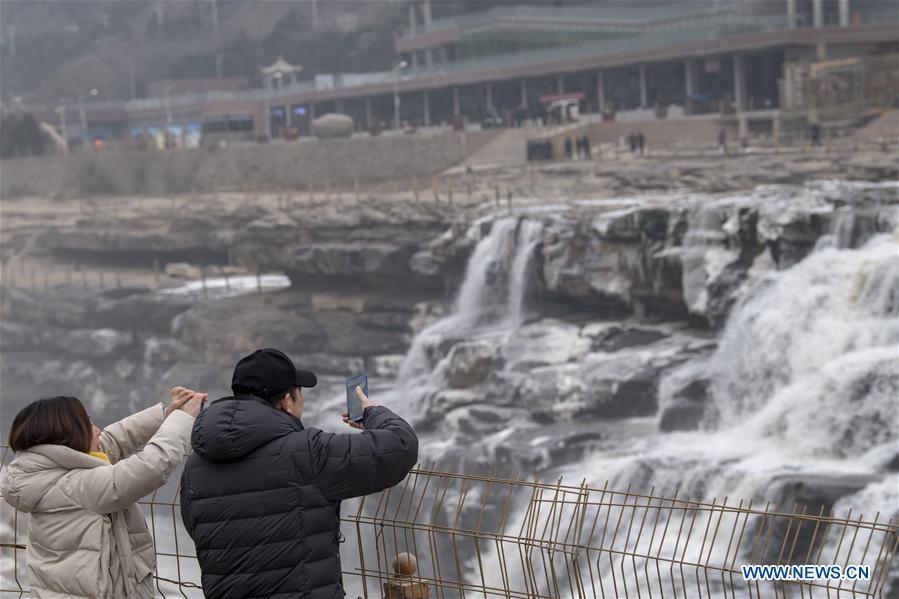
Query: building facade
25 0 899 147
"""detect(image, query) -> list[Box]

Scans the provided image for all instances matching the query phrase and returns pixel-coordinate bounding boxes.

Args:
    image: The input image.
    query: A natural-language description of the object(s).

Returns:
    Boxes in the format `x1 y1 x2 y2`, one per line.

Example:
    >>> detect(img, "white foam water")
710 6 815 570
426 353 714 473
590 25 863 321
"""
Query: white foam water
388 216 543 418
395 186 898 596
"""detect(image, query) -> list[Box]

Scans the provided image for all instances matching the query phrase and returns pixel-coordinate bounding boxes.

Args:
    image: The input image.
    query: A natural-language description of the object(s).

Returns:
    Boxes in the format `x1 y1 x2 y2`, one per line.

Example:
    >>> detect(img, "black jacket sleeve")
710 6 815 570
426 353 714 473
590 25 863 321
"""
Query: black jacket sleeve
308 405 419 501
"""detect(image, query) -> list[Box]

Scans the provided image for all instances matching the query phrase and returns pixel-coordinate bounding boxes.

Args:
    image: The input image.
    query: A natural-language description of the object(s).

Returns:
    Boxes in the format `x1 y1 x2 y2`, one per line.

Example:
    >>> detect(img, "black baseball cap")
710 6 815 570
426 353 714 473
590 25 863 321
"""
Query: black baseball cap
231 348 317 399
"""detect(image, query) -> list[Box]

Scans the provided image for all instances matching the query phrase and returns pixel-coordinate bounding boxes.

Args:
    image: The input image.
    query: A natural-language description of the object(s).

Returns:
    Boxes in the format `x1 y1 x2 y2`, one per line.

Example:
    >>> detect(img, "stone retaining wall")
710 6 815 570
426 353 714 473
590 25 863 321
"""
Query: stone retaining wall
1 133 464 198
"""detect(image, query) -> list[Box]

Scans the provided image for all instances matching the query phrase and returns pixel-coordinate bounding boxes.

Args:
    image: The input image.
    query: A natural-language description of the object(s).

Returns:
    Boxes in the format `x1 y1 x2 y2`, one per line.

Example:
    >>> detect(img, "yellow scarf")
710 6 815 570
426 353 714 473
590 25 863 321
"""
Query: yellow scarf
89 451 110 463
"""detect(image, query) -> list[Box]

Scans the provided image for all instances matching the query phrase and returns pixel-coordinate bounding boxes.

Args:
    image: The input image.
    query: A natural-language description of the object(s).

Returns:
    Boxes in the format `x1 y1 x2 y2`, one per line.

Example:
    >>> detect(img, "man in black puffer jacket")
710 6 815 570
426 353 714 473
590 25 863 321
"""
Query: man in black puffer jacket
180 348 418 599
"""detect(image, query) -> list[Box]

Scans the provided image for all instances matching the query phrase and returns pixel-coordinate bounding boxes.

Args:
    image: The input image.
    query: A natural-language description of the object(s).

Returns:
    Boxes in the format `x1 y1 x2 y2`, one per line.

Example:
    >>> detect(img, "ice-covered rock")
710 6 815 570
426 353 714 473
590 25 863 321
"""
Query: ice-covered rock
409 250 441 278
503 319 590 371
173 300 327 359
516 363 584 422
144 337 191 366
0 321 47 351
444 340 502 388
587 324 670 352
60 328 131 358
579 354 662 419
368 354 406 379
445 404 529 436
294 353 365 376
291 243 414 278
658 399 704 432
165 262 203 279
247 212 299 232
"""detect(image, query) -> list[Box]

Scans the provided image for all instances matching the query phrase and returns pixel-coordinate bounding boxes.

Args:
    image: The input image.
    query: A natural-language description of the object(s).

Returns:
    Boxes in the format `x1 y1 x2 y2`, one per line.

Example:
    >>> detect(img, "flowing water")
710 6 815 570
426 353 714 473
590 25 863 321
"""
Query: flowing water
583 230 898 500
388 216 544 418
380 183 898 596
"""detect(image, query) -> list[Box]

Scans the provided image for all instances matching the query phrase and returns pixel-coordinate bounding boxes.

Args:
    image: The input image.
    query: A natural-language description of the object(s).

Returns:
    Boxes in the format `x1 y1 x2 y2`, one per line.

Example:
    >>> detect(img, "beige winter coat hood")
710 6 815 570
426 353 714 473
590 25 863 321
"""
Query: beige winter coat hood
1 403 194 598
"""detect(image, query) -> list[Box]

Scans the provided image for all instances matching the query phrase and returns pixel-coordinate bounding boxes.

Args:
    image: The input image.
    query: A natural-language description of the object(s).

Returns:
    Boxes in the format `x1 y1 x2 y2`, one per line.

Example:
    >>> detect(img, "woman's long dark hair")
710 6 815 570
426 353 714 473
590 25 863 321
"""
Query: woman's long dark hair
8 396 92 453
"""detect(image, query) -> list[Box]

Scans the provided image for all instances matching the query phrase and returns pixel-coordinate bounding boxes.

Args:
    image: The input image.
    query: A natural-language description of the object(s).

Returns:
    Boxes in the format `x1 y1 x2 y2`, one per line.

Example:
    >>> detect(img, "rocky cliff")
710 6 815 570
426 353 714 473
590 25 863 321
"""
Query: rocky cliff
2 153 897 477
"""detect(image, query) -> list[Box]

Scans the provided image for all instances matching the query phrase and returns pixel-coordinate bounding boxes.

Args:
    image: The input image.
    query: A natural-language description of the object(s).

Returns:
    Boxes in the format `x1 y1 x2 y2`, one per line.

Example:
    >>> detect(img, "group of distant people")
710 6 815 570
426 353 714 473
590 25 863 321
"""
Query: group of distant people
563 135 592 159
627 132 647 156
718 129 754 155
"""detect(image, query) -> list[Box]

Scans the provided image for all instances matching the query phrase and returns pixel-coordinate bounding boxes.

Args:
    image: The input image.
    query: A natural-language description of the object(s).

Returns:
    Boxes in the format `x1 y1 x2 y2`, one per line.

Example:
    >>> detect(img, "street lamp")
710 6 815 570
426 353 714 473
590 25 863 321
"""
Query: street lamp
78 88 99 147
264 71 282 140
393 60 408 131
54 105 68 153
162 84 174 127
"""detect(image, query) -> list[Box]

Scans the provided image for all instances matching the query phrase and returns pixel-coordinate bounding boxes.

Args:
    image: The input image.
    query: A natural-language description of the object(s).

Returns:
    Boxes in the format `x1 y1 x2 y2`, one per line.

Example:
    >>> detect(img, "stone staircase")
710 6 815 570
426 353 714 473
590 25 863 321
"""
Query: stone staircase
463 128 528 166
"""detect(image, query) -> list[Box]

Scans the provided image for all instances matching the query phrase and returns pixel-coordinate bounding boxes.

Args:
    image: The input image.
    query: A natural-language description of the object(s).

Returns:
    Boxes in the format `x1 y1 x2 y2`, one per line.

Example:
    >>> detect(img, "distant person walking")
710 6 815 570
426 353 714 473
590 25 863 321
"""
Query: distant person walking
564 137 574 159
1 388 205 598
718 129 728 155
581 135 591 159
810 123 822 147
637 132 646 156
180 348 418 599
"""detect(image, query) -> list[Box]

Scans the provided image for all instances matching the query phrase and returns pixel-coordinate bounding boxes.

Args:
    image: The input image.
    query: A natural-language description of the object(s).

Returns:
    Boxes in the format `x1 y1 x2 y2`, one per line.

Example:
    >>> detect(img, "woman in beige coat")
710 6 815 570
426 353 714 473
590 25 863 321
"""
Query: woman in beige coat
1 387 205 598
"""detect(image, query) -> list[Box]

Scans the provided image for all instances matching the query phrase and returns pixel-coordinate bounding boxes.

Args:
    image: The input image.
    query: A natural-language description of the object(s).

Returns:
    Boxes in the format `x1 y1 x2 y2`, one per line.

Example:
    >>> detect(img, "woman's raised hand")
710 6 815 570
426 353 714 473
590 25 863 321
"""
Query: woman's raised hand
166 387 204 417
180 392 208 418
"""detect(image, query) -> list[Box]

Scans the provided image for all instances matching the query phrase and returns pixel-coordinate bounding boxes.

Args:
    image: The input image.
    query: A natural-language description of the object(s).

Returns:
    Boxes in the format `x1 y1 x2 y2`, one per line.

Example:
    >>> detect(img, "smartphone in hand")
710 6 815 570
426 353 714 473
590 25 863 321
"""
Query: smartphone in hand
345 373 368 423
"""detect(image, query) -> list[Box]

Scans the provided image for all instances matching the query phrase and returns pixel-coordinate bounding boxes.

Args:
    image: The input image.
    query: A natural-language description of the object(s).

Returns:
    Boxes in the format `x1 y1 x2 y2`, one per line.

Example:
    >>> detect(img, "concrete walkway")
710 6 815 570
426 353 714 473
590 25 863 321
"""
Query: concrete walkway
463 128 528 167
857 110 899 140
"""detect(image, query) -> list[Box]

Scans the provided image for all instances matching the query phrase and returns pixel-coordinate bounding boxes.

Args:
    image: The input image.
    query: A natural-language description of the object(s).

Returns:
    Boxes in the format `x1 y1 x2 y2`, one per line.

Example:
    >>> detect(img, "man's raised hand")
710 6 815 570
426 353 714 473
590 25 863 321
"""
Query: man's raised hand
341 386 375 430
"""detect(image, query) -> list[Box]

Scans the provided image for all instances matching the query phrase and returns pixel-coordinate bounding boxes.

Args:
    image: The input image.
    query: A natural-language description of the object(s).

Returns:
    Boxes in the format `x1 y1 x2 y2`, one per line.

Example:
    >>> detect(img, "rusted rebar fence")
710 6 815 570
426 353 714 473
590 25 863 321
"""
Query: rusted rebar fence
343 468 898 599
1 447 896 598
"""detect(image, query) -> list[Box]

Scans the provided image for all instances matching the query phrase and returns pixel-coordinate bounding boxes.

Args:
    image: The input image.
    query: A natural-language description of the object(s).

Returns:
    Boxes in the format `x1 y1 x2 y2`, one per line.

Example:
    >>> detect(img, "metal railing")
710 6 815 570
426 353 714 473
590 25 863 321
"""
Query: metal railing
2 445 897 598
398 2 752 37
404 15 791 81
400 3 899 38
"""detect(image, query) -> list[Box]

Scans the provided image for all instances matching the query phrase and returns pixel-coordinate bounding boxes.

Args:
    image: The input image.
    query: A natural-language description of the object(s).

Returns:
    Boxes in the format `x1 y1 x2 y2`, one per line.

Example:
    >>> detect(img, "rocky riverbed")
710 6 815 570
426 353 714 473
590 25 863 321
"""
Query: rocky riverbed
2 151 897 552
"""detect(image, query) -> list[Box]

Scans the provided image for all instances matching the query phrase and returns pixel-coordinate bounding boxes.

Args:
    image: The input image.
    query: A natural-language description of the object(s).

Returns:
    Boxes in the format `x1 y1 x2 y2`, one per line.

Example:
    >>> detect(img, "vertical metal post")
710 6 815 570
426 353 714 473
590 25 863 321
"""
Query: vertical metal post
838 0 850 26
685 59 698 115
79 98 88 146
734 53 747 113
639 64 648 108
787 0 798 28
394 70 401 129
597 70 606 113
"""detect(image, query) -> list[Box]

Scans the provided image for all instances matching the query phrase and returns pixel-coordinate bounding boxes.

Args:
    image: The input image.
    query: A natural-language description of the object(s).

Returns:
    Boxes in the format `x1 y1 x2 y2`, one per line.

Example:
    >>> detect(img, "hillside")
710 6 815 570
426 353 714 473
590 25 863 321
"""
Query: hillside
0 0 405 101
